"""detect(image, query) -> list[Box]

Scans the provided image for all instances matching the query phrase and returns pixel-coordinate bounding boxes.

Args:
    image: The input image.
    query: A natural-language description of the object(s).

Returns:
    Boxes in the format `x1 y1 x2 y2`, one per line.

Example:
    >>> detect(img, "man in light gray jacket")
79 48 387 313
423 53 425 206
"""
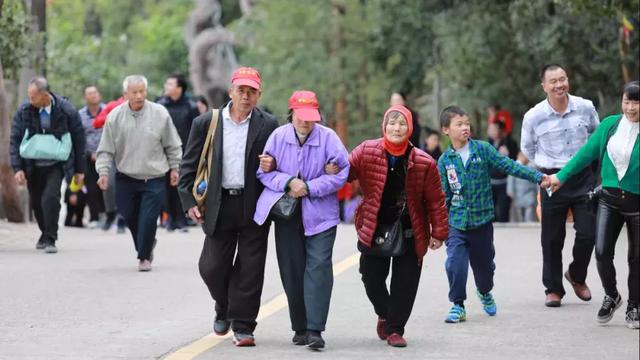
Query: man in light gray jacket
96 75 182 272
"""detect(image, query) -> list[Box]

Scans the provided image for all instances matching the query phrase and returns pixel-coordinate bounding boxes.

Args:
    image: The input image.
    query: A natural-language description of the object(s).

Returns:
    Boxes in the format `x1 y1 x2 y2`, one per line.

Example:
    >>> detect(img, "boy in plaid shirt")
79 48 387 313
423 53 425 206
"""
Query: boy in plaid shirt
437 106 550 323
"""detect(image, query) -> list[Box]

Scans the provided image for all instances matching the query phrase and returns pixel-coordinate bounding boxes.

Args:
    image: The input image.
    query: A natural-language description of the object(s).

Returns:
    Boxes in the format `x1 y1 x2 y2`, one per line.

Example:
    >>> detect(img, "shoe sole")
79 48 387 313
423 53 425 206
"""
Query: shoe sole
214 329 230 336
626 322 640 329
597 301 622 324
545 300 561 307
388 342 407 347
306 342 324 350
444 317 466 323
44 248 58 254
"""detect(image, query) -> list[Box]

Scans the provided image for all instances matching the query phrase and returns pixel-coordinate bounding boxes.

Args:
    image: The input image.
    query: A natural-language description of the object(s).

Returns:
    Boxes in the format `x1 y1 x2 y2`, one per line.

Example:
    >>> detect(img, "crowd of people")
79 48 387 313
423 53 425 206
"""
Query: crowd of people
7 64 639 350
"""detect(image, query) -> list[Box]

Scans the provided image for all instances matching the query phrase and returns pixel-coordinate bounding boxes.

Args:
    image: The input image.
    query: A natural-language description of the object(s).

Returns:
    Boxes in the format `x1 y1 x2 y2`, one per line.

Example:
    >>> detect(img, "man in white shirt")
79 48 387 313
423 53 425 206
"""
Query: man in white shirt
178 67 278 346
521 64 599 307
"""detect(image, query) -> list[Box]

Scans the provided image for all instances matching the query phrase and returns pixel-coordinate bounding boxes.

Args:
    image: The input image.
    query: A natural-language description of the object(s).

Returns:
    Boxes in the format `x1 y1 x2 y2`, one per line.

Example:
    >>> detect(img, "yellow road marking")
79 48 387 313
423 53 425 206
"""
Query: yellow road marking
164 252 360 360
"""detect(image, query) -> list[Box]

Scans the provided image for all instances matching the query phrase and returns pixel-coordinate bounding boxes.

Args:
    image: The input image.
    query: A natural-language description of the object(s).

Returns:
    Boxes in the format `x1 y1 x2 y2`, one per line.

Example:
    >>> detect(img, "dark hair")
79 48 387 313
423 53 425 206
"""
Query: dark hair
168 73 188 92
83 85 98 94
540 63 566 81
425 127 439 137
193 94 208 107
28 76 49 92
439 106 467 128
623 81 640 101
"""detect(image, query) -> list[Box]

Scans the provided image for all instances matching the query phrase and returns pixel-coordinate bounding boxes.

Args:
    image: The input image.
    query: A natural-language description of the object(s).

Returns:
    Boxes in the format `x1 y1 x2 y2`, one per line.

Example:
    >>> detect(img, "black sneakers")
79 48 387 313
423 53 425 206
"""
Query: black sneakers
597 294 622 324
626 306 640 329
292 330 306 345
306 330 325 350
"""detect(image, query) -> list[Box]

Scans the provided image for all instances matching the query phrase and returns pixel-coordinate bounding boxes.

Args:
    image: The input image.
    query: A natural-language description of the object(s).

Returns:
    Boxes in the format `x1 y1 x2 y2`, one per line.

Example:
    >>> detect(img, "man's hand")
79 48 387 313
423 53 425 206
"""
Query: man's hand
429 238 444 250
259 154 276 173
74 173 85 185
169 169 179 186
324 163 340 175
539 174 552 189
187 206 204 224
547 174 562 193
97 175 109 190
14 170 26 186
287 178 308 198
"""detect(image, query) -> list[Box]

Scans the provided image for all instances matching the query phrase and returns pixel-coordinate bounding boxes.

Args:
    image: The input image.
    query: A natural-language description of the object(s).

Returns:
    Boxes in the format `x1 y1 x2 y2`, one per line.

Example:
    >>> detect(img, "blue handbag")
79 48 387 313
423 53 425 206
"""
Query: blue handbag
19 129 72 161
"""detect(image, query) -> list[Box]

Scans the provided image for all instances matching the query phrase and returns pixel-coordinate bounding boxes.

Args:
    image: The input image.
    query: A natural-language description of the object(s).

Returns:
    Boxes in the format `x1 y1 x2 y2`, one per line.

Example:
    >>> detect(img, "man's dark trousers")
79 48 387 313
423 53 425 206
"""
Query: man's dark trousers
27 164 64 243
115 174 165 261
540 167 595 296
199 192 270 333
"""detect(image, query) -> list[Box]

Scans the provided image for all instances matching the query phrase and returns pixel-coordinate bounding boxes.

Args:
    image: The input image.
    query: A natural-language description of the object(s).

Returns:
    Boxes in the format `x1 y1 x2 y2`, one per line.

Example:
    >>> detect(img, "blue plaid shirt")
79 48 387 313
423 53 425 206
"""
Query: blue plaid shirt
437 139 543 230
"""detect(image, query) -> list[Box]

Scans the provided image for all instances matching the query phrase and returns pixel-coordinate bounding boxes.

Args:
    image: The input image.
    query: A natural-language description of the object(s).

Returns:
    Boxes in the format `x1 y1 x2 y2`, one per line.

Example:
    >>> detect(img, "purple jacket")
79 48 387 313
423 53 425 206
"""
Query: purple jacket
254 123 349 236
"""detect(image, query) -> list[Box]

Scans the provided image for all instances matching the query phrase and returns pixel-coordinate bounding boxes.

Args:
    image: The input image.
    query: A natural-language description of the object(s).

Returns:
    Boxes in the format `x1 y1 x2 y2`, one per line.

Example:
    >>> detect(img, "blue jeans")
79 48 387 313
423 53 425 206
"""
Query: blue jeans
274 212 336 332
115 174 165 261
445 222 495 303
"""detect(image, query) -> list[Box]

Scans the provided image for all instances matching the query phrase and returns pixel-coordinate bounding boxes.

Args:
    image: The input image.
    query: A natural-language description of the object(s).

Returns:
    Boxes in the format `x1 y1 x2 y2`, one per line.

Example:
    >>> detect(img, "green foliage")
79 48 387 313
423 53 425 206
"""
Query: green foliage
0 0 36 77
232 0 639 147
47 0 192 107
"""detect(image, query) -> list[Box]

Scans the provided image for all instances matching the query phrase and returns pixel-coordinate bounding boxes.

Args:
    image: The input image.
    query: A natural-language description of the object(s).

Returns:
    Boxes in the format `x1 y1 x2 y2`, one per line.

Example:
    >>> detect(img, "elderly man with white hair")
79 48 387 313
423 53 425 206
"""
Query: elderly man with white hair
96 75 182 271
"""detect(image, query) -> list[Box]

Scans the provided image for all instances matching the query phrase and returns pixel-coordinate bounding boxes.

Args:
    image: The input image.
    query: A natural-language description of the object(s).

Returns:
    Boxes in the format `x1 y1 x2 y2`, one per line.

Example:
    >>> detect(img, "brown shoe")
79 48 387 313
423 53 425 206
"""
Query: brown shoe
545 293 562 307
376 317 387 340
387 333 407 347
564 271 592 301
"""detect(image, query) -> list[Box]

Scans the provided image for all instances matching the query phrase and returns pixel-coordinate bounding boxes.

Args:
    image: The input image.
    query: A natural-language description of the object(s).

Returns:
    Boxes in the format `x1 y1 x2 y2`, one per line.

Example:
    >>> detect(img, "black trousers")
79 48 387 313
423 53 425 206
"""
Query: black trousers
85 154 104 222
595 188 639 306
27 164 64 243
164 172 186 229
540 167 595 296
199 193 270 333
359 238 422 336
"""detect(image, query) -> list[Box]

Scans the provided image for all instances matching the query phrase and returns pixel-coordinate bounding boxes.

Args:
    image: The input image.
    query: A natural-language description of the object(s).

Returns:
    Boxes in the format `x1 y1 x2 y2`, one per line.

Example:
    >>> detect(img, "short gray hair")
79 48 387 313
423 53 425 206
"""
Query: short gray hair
122 75 148 91
28 76 49 92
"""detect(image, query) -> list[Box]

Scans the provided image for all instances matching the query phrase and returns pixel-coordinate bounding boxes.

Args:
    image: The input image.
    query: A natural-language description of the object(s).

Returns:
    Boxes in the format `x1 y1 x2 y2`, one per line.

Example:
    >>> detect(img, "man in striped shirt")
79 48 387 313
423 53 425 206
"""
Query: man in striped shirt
521 64 599 307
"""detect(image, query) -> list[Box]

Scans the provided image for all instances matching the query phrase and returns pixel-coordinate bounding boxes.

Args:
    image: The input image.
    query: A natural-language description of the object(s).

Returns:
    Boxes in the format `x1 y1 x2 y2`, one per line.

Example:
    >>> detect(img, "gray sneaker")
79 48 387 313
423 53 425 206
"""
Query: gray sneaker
138 260 152 272
44 243 58 254
625 307 639 329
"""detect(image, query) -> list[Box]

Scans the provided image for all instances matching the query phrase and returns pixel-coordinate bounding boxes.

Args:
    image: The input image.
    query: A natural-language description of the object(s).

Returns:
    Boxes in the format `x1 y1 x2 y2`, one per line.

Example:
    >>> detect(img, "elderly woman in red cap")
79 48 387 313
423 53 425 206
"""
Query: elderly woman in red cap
255 90 349 350
347 104 448 347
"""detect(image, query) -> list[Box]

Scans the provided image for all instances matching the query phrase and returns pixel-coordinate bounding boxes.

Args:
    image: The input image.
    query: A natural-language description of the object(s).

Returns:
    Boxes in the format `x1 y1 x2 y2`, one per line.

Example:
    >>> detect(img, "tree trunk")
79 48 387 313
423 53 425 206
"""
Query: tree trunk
0 58 25 222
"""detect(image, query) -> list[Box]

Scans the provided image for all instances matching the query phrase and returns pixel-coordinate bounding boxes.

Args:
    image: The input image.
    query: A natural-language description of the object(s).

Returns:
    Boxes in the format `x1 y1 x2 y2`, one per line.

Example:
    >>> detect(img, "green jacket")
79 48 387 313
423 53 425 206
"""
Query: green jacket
557 114 639 195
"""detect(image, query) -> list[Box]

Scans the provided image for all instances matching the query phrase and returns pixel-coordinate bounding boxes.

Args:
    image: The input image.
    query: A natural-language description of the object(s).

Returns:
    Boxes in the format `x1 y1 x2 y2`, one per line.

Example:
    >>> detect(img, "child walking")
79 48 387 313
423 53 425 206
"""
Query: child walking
437 106 549 323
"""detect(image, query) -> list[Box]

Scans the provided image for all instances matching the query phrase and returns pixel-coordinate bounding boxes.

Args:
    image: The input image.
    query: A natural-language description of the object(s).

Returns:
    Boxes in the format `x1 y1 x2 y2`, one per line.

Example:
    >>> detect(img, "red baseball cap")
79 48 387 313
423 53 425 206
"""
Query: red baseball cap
231 67 261 90
288 90 321 122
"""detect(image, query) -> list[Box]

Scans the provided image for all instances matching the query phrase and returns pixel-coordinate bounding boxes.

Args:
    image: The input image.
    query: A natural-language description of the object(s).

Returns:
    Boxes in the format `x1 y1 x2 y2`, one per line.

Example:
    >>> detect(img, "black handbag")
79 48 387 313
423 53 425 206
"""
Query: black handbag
270 193 300 220
358 203 407 257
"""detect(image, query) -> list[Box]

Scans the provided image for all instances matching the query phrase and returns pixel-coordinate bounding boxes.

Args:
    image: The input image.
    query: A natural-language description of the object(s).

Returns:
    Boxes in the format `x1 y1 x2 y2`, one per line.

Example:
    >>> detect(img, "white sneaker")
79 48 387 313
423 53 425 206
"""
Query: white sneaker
87 221 100 229
138 260 152 272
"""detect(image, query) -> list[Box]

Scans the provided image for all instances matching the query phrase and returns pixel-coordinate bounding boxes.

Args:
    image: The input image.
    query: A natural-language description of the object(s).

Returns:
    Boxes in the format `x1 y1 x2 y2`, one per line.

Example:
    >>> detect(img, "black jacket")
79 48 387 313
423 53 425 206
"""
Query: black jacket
10 92 86 175
178 103 279 236
157 95 199 150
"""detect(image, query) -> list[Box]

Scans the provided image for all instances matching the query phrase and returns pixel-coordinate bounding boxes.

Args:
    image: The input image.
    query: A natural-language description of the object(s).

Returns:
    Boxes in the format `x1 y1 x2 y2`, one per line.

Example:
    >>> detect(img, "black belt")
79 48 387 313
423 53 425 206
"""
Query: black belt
539 168 561 175
222 188 244 196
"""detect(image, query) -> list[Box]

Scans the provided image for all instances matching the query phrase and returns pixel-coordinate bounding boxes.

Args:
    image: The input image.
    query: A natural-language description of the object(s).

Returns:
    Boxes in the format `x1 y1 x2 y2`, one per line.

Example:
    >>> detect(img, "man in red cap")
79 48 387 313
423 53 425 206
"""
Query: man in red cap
178 66 279 346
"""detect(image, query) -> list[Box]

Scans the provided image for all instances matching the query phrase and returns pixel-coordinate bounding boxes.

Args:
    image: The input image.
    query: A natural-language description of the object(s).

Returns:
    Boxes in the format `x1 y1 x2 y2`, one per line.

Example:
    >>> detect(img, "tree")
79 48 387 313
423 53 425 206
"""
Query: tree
0 0 32 222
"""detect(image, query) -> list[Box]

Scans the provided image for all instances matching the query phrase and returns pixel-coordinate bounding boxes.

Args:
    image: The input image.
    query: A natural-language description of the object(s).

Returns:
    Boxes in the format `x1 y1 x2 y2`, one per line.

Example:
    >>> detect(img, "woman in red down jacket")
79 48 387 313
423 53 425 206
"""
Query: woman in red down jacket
348 104 448 347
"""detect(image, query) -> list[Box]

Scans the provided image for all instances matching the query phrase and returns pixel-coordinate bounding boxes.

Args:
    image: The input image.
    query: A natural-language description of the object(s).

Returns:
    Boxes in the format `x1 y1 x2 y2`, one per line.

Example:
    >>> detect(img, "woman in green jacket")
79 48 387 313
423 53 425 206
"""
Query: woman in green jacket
550 81 639 329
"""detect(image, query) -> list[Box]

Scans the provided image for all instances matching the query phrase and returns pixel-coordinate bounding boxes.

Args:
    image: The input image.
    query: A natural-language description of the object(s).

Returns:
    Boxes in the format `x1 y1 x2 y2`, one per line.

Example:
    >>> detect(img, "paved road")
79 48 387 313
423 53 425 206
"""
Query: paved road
0 221 637 360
